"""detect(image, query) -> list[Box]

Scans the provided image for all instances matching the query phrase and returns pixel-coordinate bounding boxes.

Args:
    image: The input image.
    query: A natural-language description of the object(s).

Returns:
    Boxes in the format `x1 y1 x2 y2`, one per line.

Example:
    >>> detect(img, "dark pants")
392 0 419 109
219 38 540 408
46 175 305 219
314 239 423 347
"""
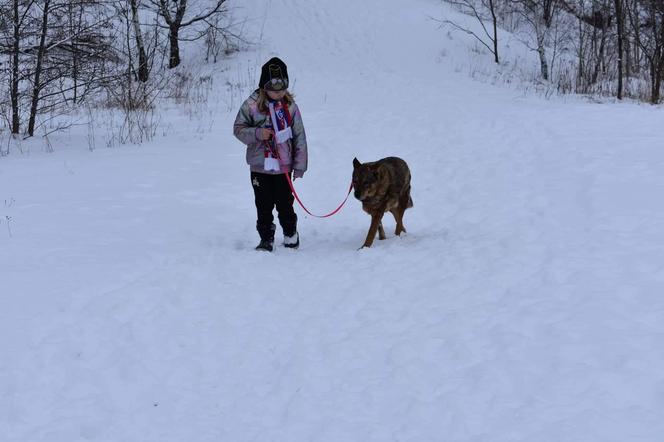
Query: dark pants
251 172 297 240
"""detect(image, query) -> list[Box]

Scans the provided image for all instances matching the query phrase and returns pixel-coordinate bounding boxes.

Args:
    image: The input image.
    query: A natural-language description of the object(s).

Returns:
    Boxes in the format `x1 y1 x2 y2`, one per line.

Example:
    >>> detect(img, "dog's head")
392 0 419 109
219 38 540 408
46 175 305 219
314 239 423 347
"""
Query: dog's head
352 158 382 202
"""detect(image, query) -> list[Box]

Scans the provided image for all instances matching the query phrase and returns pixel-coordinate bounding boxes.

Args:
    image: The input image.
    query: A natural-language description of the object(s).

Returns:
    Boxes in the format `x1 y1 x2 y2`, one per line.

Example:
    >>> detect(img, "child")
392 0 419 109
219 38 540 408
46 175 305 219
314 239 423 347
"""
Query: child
233 57 308 252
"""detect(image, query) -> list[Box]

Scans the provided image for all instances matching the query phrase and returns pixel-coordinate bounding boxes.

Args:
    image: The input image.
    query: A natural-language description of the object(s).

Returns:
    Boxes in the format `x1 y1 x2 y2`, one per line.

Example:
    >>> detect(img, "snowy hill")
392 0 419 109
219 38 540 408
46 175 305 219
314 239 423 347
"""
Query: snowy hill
2 0 664 441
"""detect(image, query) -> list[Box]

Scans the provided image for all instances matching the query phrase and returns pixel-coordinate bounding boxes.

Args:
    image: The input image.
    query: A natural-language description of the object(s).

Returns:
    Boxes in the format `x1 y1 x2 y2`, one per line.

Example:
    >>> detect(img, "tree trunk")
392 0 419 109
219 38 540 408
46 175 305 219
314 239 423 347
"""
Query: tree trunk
531 2 554 81
27 0 50 137
577 16 585 91
131 0 149 81
654 49 664 105
649 62 658 103
658 7 664 104
69 1 80 103
591 24 606 84
624 1 631 85
11 0 20 134
125 2 134 108
647 2 664 103
615 0 624 99
489 0 499 64
168 25 181 68
633 1 640 75
536 23 549 80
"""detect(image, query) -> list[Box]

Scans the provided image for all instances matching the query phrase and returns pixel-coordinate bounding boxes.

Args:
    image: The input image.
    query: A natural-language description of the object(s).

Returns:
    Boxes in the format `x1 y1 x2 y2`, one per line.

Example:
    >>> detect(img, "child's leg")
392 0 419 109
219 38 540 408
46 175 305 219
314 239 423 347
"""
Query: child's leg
274 173 297 237
251 172 276 240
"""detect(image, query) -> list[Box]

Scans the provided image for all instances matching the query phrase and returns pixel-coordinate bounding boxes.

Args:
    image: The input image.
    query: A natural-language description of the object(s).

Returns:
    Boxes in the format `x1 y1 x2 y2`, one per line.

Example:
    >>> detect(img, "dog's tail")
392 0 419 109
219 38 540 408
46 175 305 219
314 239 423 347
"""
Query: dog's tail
405 184 413 208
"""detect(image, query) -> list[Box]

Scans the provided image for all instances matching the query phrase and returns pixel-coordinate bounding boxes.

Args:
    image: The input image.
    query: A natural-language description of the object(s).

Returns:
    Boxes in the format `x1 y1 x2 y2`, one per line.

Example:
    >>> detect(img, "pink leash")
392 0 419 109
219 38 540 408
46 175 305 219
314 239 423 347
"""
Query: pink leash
284 173 353 218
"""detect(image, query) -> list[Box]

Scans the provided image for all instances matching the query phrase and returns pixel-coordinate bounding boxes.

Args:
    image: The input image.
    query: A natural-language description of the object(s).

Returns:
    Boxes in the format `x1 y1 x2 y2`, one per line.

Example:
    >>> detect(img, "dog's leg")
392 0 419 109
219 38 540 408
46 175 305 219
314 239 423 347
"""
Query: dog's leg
391 207 408 235
395 192 411 235
378 221 386 240
391 209 403 235
362 213 384 248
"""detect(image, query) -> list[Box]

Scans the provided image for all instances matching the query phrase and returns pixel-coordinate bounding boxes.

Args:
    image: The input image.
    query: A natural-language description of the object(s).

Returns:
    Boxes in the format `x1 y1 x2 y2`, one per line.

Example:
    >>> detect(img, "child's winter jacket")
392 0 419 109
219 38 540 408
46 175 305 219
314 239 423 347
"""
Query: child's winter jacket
233 91 308 175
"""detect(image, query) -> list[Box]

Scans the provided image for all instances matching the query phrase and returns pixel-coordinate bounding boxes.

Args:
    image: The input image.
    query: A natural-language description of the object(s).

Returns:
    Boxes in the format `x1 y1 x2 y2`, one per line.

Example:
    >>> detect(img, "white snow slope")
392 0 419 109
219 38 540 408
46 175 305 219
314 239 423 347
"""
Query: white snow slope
2 0 664 441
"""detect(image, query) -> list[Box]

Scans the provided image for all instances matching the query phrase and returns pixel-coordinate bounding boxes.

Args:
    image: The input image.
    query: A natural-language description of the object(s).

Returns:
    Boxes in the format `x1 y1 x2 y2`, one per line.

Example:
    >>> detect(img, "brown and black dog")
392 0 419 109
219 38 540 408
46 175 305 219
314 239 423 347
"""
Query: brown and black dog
352 157 413 248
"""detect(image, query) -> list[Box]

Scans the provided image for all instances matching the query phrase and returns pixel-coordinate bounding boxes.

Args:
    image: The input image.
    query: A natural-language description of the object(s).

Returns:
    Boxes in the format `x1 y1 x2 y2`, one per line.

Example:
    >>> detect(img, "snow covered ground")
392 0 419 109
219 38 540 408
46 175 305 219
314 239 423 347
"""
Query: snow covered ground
2 0 664 441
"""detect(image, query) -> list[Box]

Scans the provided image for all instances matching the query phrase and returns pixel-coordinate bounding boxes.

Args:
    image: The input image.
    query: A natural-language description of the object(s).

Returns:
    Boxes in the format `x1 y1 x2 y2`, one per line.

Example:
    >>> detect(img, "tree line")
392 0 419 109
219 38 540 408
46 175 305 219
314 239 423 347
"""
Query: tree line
444 0 664 103
0 0 233 139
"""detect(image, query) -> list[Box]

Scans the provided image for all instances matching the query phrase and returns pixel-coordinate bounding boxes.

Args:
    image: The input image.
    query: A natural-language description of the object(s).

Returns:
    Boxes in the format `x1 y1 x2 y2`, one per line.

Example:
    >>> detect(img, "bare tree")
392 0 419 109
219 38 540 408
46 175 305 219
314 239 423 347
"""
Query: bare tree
129 0 148 81
149 0 227 68
442 0 501 63
510 0 560 80
26 0 50 136
203 10 246 64
435 0 661 101
10 0 21 134
628 0 664 103
4 0 33 134
1 0 119 136
615 0 625 98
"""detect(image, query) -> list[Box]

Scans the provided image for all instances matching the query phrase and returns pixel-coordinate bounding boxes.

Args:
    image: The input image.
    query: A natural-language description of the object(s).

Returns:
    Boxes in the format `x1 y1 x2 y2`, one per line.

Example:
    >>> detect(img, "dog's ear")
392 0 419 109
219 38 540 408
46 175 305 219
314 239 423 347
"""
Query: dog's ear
353 157 361 169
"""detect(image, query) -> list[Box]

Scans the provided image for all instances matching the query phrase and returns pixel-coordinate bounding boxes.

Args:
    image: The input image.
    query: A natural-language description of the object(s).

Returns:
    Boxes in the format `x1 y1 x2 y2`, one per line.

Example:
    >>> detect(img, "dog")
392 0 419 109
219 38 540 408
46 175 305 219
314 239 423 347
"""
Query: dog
352 157 413 248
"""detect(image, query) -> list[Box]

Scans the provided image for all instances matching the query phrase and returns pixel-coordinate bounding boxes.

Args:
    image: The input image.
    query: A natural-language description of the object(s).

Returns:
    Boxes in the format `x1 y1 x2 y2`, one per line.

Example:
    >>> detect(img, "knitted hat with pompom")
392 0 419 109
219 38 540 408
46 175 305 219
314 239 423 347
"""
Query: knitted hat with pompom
258 57 289 91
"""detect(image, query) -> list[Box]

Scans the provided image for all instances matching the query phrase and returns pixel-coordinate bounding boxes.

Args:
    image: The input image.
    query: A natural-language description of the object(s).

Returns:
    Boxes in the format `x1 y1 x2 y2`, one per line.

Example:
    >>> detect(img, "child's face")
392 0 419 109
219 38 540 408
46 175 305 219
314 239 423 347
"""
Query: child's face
266 89 287 100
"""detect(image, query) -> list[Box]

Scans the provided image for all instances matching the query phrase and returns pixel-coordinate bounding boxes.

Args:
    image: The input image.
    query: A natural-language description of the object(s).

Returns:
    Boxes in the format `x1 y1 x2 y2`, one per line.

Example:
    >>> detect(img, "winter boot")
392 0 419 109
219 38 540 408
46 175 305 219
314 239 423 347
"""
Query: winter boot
256 223 276 252
255 238 274 252
283 231 299 249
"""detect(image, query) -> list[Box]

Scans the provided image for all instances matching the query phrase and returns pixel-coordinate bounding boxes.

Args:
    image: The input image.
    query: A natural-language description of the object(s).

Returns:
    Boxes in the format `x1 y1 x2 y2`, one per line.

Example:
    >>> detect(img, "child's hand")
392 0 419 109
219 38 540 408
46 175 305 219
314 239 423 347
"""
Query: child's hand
256 128 274 141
